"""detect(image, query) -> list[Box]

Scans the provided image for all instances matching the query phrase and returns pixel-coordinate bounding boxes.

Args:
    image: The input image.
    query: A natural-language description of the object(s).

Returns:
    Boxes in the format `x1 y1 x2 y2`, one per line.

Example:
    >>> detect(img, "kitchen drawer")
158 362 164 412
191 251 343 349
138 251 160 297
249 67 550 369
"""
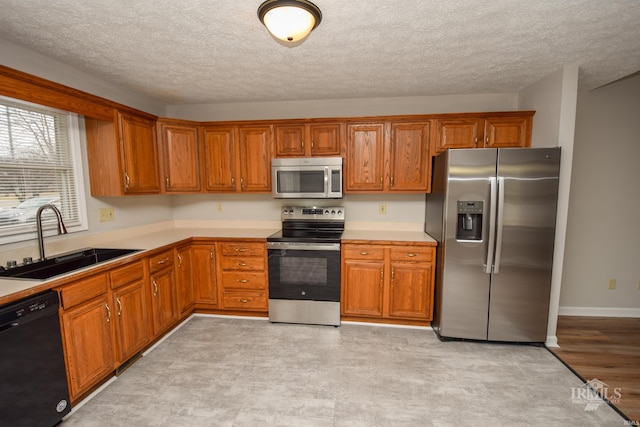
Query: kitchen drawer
222 291 267 310
343 245 385 260
58 273 108 309
220 271 267 290
149 249 174 273
219 256 264 271
389 246 434 262
110 260 144 289
219 242 266 257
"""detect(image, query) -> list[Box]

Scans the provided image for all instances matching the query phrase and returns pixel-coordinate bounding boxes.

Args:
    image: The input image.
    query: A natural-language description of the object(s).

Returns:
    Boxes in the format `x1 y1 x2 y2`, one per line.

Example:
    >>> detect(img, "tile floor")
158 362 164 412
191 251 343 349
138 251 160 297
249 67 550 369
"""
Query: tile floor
62 316 626 426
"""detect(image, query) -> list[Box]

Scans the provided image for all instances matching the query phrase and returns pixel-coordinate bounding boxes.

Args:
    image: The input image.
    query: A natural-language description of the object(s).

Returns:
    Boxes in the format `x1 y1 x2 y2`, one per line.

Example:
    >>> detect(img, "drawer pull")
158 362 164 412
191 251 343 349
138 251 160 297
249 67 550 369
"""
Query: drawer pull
236 248 248 253
157 257 170 265
240 299 249 303
238 263 248 266
360 251 370 255
237 279 249 283
407 253 418 257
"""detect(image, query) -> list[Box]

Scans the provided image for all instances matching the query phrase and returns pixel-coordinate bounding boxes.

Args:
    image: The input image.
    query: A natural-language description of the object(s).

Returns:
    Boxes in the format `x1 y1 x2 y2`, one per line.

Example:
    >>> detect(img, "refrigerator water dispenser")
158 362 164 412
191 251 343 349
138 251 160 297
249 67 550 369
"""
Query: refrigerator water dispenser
456 201 483 241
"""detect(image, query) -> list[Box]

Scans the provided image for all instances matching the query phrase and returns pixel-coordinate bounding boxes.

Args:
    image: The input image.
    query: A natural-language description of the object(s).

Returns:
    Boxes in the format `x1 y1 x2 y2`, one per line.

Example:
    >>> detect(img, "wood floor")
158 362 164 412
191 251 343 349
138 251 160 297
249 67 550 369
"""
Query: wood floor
550 316 640 423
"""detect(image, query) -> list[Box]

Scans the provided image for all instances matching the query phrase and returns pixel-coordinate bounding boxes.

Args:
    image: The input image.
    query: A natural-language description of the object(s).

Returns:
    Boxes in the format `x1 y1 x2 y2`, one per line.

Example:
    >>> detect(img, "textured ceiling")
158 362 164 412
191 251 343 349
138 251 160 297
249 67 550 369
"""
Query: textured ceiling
1 0 639 105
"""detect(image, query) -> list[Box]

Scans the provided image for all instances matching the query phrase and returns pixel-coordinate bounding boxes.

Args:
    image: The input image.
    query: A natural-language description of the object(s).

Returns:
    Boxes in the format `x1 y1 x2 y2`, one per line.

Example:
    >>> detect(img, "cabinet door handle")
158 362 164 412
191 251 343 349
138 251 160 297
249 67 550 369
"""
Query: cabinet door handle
237 279 249 283
240 177 245 189
380 269 384 283
380 176 383 184
105 303 111 323
116 298 123 316
165 176 170 188
153 280 158 296
390 176 394 187
124 173 130 189
210 250 214 260
407 253 418 257
391 267 395 282
301 140 304 149
177 253 183 268
231 176 235 186
359 251 370 255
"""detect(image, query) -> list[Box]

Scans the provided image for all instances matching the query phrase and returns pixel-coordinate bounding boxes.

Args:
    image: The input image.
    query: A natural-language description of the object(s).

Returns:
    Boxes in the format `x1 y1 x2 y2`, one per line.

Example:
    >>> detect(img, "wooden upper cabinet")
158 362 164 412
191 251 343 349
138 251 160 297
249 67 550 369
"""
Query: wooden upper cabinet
85 111 161 196
274 122 341 157
432 112 533 155
345 123 385 191
117 112 161 194
238 125 272 192
388 122 431 192
201 126 237 192
157 120 201 193
483 116 532 148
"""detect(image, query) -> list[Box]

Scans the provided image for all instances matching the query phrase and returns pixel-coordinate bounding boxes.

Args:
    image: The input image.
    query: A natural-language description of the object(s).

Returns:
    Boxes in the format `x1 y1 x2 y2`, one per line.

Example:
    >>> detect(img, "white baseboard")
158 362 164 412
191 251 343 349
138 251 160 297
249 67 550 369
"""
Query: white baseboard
558 306 640 317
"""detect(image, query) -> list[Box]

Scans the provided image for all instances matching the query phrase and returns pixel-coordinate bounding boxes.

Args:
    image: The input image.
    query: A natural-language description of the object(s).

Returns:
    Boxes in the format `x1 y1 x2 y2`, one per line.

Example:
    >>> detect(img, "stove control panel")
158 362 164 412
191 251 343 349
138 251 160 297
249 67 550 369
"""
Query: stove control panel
281 206 345 221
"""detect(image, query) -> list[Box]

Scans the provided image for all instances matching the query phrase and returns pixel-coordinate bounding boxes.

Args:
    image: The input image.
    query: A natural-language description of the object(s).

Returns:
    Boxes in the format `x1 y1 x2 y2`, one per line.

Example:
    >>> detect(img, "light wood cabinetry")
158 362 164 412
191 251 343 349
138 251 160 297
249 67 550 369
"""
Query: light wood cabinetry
85 110 161 196
341 242 435 324
216 241 268 312
191 244 218 308
148 249 179 337
58 273 114 402
201 125 272 193
157 119 201 193
109 260 150 364
175 245 195 315
432 112 533 155
345 121 431 192
274 122 341 157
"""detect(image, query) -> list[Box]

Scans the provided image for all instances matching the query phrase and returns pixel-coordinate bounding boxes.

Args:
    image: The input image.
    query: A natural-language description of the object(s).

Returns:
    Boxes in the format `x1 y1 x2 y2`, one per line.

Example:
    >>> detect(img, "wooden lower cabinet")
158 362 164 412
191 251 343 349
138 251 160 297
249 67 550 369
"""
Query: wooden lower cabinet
148 249 179 337
58 273 115 402
216 240 268 313
341 242 435 324
176 245 195 315
110 260 150 363
191 244 218 307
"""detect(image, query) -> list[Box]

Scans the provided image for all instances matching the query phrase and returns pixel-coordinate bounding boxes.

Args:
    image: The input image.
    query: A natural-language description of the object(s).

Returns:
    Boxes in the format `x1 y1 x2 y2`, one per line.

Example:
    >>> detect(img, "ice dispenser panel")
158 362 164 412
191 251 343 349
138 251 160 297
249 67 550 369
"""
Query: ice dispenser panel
456 201 483 241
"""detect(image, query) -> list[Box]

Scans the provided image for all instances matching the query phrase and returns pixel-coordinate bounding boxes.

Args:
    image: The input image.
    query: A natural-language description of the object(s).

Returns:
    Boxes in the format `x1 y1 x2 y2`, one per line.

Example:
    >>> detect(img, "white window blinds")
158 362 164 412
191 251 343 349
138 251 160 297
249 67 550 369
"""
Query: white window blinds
0 97 86 240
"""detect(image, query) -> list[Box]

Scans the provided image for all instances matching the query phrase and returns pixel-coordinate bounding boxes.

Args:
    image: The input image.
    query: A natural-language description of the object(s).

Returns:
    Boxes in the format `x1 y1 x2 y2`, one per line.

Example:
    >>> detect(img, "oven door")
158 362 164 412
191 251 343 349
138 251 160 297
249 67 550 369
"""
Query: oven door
267 242 340 302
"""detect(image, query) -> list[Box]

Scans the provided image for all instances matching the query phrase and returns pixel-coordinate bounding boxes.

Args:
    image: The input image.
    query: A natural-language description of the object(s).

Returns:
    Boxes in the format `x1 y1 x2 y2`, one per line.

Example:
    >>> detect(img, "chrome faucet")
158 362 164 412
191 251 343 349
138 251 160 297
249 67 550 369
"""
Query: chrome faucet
36 204 68 261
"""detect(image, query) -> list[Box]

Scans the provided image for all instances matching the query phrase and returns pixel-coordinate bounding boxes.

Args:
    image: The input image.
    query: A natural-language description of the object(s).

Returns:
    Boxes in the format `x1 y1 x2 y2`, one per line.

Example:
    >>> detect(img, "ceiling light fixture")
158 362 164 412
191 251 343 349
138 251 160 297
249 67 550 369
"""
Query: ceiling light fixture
257 0 322 45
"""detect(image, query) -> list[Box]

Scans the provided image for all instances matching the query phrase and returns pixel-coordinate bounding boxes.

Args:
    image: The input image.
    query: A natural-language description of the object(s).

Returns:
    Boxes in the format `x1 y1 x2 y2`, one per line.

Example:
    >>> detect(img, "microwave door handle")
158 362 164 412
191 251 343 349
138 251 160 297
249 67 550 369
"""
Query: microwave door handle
325 166 329 195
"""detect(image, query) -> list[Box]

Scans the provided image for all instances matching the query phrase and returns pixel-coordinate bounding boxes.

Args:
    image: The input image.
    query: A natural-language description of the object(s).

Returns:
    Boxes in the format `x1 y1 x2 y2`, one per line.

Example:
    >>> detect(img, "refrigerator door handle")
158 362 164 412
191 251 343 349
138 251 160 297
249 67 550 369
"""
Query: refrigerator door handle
484 177 497 273
493 176 506 273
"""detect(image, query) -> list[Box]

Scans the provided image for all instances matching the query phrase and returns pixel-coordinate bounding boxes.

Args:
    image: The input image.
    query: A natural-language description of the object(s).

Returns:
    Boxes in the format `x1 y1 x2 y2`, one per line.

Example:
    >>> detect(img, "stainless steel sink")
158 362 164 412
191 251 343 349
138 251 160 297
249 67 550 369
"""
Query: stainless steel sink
0 248 141 280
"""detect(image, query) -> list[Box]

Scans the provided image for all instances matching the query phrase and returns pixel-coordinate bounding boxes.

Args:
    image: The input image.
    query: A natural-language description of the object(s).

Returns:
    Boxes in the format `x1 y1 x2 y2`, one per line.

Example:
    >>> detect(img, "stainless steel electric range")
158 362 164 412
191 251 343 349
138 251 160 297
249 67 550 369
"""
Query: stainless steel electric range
267 206 344 326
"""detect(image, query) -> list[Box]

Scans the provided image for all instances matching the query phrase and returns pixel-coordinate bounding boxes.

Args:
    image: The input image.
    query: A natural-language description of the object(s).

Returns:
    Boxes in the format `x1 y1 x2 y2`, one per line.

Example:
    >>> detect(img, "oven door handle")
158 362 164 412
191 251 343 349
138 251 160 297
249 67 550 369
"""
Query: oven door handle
267 242 341 251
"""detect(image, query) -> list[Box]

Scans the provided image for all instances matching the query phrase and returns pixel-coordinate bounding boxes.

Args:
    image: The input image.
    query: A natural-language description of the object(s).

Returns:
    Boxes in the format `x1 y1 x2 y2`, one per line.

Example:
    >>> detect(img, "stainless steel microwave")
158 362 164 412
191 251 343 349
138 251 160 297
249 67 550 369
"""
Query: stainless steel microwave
271 157 343 199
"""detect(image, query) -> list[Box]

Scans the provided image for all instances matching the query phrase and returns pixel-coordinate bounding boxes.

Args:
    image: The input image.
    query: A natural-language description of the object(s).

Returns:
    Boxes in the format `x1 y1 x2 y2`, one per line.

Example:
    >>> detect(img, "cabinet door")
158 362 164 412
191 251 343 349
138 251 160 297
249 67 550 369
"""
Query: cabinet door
483 116 532 148
388 262 433 320
191 245 218 305
112 280 150 363
309 123 341 156
238 126 272 192
159 122 201 192
432 118 482 154
341 259 385 317
202 126 237 192
345 123 385 191
176 245 195 314
117 112 161 194
149 267 178 336
274 125 305 157
61 295 115 400
388 122 431 191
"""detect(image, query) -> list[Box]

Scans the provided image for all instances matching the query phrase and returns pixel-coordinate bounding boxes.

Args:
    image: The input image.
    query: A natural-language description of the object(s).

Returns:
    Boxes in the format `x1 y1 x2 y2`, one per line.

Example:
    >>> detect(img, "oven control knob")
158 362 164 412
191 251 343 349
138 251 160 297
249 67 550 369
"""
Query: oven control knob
331 210 336 215
337 210 343 215
324 210 329 215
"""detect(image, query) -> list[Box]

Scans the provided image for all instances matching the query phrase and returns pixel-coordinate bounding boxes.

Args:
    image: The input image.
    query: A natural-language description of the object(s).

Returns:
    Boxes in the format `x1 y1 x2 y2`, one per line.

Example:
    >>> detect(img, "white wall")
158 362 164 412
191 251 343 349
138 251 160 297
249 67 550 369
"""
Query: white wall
518 65 579 346
559 73 640 317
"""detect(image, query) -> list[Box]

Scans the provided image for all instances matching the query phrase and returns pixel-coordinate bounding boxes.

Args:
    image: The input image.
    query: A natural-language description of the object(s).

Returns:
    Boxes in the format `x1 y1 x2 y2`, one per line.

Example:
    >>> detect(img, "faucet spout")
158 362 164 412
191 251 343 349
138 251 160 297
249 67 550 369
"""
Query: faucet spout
36 204 68 261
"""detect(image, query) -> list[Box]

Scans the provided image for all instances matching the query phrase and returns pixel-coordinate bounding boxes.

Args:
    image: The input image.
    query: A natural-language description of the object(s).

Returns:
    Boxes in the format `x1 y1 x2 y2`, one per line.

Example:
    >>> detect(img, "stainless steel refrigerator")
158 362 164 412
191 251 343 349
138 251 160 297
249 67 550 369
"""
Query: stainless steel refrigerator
425 147 561 342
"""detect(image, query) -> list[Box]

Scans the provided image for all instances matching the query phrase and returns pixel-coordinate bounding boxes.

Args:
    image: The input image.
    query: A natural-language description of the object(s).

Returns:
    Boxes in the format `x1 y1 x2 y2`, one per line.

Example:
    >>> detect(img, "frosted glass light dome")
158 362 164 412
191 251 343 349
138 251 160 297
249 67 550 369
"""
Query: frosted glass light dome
258 0 322 44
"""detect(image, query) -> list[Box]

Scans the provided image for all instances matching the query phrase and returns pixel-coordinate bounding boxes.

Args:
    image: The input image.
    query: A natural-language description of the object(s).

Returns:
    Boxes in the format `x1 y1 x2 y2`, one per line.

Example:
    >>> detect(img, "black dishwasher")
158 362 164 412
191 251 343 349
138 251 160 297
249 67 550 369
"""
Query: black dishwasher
0 290 71 426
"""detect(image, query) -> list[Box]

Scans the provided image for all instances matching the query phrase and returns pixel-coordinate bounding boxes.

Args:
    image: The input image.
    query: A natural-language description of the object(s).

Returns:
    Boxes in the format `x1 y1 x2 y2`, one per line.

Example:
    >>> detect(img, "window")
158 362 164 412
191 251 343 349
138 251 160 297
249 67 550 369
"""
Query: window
0 96 87 243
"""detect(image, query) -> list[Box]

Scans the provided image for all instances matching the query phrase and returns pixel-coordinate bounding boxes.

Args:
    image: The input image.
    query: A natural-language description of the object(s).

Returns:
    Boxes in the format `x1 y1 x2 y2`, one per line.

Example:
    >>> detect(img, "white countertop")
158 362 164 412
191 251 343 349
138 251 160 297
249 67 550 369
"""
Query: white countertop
0 221 436 304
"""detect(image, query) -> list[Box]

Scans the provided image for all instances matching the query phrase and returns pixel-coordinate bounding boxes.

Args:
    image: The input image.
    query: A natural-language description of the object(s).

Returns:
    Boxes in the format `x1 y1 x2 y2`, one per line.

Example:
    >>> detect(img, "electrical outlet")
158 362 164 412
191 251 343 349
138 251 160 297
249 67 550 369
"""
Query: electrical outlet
98 207 114 222
608 278 616 290
379 203 387 215
217 203 223 212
